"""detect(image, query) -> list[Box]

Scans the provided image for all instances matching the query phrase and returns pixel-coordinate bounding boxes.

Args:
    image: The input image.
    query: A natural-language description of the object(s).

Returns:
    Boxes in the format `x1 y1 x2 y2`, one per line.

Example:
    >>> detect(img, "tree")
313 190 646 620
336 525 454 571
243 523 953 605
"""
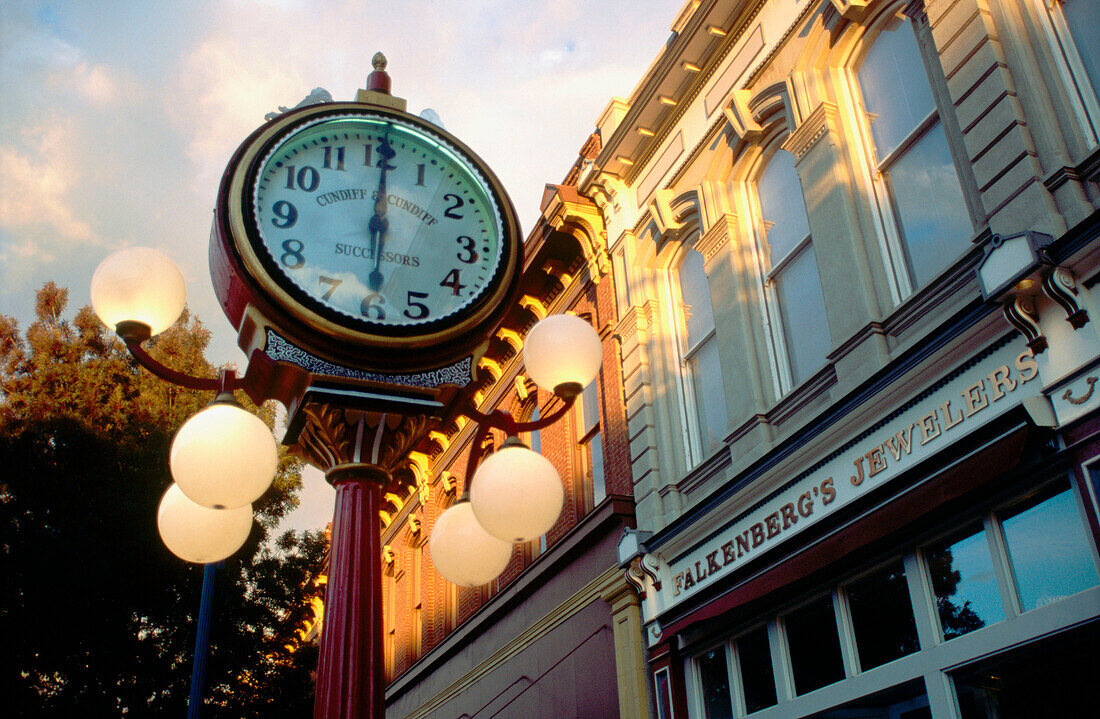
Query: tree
0 283 326 717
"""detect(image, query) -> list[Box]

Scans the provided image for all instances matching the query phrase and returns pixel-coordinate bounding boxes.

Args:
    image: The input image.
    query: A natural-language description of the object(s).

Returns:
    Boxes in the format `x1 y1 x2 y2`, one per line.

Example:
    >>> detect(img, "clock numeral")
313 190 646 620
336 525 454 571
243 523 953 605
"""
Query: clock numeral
439 269 466 296
322 146 346 171
280 239 305 269
363 143 398 170
361 293 386 320
443 194 465 219
403 291 430 320
415 163 426 186
284 166 320 192
272 201 298 228
318 276 342 301
456 236 478 264
376 139 397 171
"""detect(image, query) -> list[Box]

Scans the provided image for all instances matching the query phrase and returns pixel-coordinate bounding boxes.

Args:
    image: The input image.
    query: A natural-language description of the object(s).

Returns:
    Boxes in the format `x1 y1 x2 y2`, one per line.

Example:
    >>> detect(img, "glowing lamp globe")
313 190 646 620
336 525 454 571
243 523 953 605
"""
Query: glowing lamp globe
470 439 564 543
170 402 279 509
157 483 252 564
523 314 602 396
428 500 513 587
90 247 186 337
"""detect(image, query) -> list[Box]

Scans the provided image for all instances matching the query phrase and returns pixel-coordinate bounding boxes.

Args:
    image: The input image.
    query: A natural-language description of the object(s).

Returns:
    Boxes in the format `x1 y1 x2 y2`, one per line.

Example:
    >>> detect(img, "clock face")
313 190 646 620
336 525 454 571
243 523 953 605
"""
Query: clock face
249 111 507 334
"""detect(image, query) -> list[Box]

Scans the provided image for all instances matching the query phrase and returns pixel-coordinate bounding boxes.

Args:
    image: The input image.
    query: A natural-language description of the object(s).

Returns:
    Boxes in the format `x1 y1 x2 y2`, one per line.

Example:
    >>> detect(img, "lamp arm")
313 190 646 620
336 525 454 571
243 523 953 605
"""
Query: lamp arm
124 340 237 393
460 393 578 481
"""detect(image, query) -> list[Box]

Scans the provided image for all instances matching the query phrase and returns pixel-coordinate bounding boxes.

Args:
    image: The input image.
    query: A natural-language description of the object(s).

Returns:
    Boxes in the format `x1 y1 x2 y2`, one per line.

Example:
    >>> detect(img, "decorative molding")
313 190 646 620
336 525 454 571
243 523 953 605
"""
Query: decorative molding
696 214 736 269
1042 268 1091 329
1004 296 1047 355
828 0 874 22
781 101 838 161
265 329 473 389
1063 376 1097 406
542 184 611 281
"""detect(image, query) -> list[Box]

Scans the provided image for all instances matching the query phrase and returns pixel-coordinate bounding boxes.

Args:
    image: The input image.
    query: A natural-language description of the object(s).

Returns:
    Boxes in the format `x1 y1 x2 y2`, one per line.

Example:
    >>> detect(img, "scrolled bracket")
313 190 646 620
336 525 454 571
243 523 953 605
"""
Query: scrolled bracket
1042 268 1090 329
1004 296 1047 355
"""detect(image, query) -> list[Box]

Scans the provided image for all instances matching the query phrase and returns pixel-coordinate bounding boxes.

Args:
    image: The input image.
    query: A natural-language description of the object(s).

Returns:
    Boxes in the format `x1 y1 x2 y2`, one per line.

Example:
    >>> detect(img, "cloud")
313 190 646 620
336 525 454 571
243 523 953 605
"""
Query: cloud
0 121 95 247
170 34 307 193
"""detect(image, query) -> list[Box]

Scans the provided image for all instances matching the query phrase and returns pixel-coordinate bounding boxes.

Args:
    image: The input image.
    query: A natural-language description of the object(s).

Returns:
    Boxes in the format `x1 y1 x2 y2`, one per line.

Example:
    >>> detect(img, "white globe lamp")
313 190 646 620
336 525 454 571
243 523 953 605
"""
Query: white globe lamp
522 314 602 398
157 483 253 564
90 247 186 340
428 500 513 587
170 399 279 510
470 437 564 543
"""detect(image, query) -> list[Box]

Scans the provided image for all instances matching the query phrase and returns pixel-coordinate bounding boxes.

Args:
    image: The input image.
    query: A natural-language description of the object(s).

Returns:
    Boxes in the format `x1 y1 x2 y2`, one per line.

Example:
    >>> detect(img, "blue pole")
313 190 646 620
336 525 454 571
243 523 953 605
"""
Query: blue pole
187 562 217 719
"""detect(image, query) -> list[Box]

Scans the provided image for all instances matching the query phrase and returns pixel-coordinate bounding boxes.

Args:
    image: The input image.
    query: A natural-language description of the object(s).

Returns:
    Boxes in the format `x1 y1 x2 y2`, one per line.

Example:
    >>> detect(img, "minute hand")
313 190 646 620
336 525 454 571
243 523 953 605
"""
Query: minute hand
368 136 397 292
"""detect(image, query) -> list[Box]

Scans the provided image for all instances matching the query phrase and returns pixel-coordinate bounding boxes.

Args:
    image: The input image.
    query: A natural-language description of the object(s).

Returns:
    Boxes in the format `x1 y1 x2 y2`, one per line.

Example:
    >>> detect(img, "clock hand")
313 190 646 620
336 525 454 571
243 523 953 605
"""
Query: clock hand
368 134 396 292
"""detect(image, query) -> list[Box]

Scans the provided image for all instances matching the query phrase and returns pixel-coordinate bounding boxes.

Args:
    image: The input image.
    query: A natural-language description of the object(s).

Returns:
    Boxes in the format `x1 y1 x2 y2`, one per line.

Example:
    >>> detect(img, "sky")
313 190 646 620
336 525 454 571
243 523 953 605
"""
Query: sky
0 0 678 533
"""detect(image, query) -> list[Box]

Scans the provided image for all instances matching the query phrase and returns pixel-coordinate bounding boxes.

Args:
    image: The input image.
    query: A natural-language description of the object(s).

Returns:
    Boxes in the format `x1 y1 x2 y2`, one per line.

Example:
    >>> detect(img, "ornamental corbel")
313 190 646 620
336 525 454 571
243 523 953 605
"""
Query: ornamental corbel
1042 268 1090 329
1004 296 1047 355
541 184 611 281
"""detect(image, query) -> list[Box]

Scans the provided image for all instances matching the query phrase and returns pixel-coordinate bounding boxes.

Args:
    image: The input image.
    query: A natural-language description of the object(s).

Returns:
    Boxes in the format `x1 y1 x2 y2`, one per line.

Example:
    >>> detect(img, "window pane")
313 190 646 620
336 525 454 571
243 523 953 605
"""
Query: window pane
858 23 935 159
736 625 777 714
1064 0 1100 97
775 244 830 385
926 526 1004 640
689 336 728 453
1000 485 1099 611
845 561 919 671
529 405 541 455
758 149 811 262
886 123 972 286
581 380 600 434
678 249 715 347
785 595 845 695
812 678 930 719
588 430 605 505
655 670 674 719
697 647 734 719
953 624 1099 719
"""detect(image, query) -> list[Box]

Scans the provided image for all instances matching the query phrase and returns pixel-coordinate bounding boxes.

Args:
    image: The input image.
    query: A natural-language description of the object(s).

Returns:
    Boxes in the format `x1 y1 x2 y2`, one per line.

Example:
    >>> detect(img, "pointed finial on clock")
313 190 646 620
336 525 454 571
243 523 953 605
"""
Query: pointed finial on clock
357 51 407 111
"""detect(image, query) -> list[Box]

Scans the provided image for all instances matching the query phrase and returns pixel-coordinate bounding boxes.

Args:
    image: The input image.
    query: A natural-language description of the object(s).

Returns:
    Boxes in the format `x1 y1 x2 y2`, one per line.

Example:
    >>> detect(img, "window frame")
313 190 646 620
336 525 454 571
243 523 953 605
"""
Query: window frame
665 244 728 467
574 372 606 512
746 144 830 391
843 7 977 300
681 476 1100 717
1037 0 1100 147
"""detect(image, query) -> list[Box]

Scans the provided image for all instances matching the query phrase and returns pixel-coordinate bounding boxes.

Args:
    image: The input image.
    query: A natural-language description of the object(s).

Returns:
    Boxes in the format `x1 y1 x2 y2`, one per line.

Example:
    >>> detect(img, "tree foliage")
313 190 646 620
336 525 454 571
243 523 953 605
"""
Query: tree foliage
0 283 325 717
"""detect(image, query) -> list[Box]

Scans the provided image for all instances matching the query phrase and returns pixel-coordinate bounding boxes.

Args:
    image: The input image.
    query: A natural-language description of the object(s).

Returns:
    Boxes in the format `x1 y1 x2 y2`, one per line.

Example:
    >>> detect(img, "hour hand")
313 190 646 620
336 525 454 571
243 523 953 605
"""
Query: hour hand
368 214 388 291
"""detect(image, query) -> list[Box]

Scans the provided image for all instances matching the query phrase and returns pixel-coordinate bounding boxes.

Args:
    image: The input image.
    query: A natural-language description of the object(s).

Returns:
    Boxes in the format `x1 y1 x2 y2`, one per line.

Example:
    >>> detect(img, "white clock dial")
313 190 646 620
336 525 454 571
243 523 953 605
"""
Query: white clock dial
252 113 504 328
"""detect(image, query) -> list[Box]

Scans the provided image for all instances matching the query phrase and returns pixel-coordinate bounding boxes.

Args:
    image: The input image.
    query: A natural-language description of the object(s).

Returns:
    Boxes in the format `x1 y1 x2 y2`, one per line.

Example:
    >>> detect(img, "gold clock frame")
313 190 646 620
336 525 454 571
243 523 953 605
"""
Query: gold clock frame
213 101 523 371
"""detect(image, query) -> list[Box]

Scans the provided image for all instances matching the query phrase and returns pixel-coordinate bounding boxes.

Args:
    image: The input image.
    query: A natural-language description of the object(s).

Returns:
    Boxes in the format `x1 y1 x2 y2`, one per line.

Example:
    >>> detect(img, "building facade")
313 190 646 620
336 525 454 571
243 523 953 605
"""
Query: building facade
378 142 649 717
380 0 1100 717
585 0 1100 717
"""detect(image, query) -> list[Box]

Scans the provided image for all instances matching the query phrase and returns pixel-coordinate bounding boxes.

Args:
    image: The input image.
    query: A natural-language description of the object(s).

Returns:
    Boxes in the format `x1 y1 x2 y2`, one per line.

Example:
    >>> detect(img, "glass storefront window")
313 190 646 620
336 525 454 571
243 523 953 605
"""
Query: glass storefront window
1000 484 1100 611
925 525 1004 639
812 678 930 719
697 647 733 719
785 594 845 696
736 625 777 714
953 623 1099 718
845 561 919 670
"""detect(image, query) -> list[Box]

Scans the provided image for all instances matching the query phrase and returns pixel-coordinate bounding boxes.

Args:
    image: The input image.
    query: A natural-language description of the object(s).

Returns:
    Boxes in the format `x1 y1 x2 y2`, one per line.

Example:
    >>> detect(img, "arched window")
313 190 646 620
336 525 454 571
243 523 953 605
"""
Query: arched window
755 148 830 387
674 248 728 461
856 15 973 289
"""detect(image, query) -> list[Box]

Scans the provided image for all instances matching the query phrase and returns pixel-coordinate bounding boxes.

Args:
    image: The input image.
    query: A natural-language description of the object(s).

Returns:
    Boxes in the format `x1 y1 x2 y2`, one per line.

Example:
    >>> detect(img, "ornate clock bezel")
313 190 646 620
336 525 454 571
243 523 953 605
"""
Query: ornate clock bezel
212 102 523 370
